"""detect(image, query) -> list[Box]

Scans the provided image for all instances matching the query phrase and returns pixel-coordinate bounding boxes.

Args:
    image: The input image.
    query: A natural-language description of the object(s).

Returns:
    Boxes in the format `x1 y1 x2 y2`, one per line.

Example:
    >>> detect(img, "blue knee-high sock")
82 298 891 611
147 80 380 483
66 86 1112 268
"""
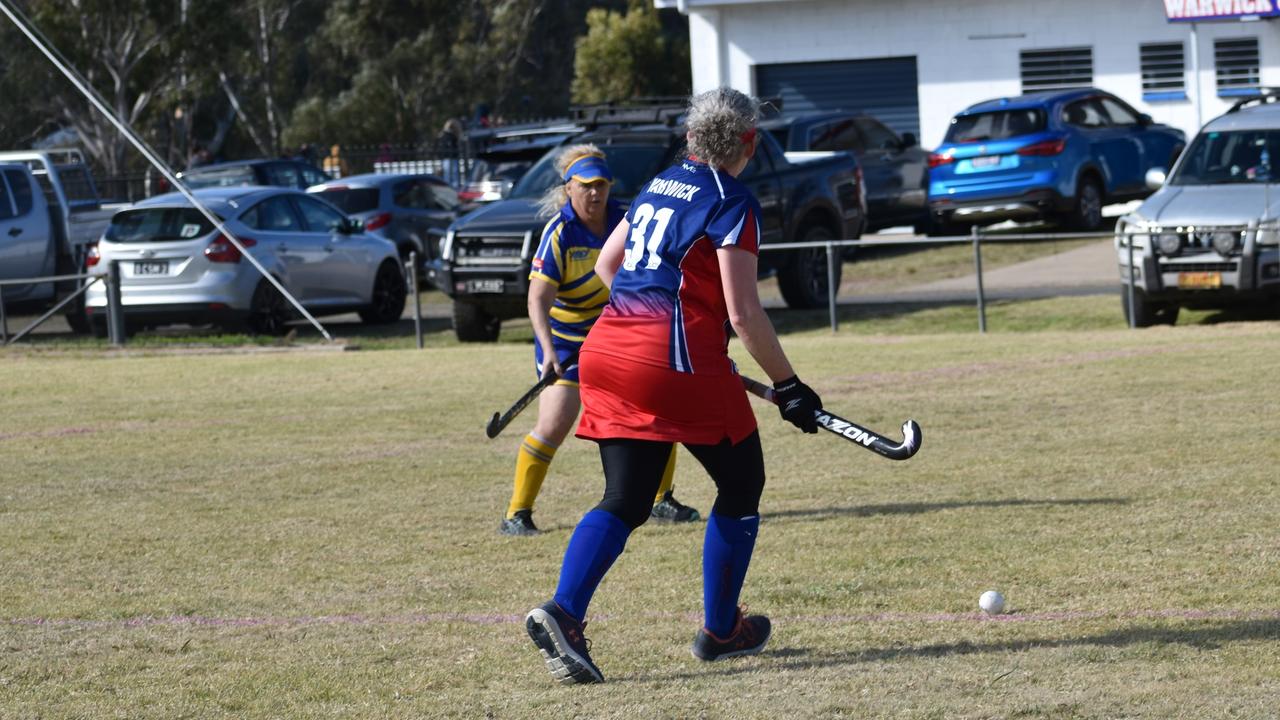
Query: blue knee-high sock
702 512 760 637
552 509 632 621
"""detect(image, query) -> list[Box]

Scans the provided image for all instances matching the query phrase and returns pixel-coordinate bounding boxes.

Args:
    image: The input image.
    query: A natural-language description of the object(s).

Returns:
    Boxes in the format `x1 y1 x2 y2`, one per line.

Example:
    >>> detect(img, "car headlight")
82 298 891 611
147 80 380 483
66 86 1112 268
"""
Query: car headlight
1257 225 1280 246
1156 232 1182 256
1211 230 1238 255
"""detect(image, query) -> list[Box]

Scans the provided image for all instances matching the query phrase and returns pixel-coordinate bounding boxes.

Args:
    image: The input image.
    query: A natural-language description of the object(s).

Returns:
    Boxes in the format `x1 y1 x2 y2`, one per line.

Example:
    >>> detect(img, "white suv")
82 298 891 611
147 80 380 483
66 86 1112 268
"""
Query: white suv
1115 96 1280 326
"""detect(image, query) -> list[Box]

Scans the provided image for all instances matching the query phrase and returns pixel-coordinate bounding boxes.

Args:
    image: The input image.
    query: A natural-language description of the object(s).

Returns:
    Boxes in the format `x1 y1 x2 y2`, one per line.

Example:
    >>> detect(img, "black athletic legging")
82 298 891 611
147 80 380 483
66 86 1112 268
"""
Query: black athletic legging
594 431 766 530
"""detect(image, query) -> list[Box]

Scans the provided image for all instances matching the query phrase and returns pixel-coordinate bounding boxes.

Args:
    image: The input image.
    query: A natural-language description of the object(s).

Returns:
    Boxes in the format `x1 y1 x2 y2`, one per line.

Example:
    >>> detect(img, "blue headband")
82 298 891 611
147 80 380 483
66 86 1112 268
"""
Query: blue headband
563 154 613 184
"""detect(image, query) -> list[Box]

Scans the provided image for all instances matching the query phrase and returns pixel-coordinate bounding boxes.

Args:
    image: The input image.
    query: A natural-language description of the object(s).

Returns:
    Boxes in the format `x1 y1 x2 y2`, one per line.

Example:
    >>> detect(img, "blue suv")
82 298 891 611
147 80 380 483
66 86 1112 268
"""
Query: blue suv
927 89 1184 233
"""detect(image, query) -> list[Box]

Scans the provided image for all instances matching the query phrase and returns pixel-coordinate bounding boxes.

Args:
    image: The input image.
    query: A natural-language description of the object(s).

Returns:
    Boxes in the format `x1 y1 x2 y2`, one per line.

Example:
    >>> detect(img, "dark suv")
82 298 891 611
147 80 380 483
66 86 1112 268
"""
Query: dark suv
764 112 928 231
429 110 866 341
178 159 332 191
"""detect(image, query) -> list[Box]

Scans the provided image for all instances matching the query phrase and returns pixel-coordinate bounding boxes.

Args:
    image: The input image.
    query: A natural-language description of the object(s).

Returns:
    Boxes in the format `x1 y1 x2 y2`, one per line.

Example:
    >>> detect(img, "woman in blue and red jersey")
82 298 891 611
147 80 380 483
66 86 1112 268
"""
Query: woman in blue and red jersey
500 145 700 537
525 89 823 684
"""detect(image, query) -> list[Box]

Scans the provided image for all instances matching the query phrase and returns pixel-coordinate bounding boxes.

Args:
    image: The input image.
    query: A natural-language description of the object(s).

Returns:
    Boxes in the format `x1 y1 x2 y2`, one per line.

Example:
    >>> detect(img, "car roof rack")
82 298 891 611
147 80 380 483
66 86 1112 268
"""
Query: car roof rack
569 95 785 129
570 97 689 128
1226 88 1280 113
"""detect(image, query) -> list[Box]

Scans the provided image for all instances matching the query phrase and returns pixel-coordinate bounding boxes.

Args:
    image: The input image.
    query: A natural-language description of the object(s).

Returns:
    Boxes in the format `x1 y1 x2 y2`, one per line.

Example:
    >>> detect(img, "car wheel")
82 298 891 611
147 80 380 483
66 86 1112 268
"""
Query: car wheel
452 300 500 342
1070 176 1104 232
246 280 291 336
777 226 842 310
359 261 407 325
1122 289 1178 328
920 214 961 237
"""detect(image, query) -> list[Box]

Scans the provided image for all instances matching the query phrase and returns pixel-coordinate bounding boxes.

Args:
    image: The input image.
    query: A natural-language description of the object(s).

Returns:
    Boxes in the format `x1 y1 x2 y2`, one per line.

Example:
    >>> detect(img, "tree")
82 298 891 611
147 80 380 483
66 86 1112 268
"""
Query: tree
22 0 180 175
570 1 690 105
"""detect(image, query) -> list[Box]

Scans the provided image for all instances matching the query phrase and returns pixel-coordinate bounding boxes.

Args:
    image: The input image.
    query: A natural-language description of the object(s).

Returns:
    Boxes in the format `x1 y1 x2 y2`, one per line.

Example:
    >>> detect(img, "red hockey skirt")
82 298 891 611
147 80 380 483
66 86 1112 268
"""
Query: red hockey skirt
575 348 758 445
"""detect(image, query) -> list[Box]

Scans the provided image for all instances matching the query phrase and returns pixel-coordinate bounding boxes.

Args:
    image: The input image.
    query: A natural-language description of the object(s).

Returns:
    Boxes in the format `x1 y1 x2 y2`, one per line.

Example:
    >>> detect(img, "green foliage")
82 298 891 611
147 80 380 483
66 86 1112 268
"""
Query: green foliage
571 1 691 104
0 0 682 170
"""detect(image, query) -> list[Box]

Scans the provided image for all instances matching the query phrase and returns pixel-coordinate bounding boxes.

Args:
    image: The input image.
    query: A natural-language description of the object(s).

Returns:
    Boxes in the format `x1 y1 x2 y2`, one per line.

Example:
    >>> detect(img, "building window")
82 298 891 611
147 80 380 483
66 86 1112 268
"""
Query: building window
1020 47 1094 93
1215 37 1260 97
1140 42 1186 101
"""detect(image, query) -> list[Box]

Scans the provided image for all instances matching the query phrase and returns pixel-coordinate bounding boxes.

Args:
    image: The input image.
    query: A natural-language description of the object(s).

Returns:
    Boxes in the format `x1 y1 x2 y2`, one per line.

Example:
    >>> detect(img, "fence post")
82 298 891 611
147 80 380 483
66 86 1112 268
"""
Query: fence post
972 225 987 334
1125 229 1137 329
826 241 838 333
0 292 7 344
409 251 423 349
106 260 126 346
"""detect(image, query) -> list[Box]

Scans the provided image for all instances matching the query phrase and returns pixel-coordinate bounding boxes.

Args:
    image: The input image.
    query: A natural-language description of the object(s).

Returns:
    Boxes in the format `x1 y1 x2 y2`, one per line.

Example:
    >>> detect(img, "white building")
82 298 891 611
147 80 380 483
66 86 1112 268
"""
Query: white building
655 0 1280 148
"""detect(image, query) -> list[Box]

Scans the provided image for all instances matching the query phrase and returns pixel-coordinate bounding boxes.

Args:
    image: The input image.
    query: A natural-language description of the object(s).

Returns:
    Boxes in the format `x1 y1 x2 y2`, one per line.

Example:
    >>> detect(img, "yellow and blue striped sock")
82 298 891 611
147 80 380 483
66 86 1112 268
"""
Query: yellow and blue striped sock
508 433 557 519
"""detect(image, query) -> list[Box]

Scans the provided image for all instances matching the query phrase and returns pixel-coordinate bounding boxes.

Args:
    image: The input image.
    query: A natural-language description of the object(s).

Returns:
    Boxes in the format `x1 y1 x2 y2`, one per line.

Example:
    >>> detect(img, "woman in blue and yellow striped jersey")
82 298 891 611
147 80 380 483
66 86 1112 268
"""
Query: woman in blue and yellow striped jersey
500 144 699 535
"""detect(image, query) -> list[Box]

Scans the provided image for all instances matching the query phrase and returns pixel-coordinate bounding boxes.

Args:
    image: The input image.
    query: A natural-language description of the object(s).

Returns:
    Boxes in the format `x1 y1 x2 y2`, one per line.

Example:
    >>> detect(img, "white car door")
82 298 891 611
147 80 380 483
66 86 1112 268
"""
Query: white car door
242 195 318 300
292 194 369 305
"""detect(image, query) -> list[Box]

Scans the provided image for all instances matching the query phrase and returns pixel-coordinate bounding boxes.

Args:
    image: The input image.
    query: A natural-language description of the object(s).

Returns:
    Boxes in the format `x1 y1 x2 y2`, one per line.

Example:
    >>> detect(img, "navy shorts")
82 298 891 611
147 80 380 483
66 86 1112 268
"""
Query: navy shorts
533 337 582 386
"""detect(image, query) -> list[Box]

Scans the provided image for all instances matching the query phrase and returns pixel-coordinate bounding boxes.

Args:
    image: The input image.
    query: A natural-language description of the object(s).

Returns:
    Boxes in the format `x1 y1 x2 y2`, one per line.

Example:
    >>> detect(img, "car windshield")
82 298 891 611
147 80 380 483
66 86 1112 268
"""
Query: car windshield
945 109 1046 143
1170 129 1280 185
105 207 218 243
182 165 257 189
509 143 674 200
315 187 380 213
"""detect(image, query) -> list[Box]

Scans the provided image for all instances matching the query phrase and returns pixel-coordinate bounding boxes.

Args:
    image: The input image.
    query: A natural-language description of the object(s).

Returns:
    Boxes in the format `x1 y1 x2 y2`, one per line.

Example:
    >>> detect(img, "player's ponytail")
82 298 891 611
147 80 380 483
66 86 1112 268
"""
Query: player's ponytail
685 88 760 169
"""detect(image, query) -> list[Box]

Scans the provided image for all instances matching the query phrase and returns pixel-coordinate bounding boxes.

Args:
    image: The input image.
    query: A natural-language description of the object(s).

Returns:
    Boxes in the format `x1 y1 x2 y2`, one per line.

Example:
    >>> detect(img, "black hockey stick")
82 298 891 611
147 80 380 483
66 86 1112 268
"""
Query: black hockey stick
740 375 922 461
485 352 579 439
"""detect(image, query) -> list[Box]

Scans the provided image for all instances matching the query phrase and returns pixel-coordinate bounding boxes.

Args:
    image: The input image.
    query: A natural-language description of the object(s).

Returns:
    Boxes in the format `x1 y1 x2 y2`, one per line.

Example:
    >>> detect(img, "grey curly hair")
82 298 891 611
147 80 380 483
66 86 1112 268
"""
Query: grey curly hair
537 143 606 218
685 88 761 168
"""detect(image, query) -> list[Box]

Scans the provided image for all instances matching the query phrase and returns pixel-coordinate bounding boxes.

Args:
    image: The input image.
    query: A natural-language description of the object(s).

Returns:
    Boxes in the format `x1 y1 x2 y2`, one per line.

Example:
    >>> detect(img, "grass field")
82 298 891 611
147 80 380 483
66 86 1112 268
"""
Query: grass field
4 306 1280 718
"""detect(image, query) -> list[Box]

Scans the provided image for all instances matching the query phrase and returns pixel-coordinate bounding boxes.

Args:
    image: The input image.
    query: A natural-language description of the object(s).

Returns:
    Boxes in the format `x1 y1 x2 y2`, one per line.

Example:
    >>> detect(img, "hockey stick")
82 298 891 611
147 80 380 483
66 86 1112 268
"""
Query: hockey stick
485 352 579 439
740 375 922 461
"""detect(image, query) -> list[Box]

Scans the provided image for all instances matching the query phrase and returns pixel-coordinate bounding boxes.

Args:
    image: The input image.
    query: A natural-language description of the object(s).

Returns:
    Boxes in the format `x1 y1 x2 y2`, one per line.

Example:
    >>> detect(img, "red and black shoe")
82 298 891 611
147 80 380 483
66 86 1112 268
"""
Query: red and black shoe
691 608 772 661
526 601 604 684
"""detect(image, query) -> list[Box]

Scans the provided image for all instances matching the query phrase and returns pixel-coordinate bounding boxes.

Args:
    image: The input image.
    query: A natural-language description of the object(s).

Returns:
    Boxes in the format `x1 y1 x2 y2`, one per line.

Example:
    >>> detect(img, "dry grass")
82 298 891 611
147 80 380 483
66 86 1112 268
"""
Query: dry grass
3 321 1279 718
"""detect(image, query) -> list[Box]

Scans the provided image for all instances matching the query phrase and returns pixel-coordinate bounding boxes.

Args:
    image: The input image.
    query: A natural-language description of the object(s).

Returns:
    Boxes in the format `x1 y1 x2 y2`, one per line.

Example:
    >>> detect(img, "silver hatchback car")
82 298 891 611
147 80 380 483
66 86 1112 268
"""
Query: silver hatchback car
85 187 406 335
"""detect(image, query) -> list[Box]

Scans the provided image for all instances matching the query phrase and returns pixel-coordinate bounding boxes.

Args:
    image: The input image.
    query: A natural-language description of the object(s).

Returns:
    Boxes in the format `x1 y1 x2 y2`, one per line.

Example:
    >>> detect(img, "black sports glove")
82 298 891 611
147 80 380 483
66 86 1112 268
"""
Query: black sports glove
773 375 822 433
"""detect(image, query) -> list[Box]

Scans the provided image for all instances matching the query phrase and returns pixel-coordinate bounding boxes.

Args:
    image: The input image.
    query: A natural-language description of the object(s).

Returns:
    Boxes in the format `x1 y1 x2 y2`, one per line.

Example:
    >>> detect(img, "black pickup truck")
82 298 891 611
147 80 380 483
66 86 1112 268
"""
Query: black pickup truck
427 121 866 341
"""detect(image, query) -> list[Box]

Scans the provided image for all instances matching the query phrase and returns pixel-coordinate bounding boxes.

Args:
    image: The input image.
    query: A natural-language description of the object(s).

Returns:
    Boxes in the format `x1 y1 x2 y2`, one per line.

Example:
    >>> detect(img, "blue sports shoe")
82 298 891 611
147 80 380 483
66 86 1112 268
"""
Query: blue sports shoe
526 601 604 684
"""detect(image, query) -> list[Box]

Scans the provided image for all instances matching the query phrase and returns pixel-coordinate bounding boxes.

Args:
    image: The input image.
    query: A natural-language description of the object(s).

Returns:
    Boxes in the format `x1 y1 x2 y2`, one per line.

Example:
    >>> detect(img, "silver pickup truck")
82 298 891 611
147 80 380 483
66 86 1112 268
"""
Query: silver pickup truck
0 150 117 333
1115 97 1280 326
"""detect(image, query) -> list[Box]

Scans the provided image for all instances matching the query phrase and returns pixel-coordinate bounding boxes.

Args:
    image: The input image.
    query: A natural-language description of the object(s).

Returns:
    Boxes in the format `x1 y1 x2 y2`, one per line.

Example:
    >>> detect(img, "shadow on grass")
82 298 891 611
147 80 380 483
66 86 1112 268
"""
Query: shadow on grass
765 496 1130 524
651 618 1280 682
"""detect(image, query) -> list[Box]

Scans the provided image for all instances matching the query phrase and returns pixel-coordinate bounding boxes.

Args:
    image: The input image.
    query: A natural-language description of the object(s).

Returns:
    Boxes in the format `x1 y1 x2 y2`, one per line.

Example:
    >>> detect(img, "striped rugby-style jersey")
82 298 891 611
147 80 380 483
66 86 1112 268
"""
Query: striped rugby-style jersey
584 158 761 375
528 199 626 342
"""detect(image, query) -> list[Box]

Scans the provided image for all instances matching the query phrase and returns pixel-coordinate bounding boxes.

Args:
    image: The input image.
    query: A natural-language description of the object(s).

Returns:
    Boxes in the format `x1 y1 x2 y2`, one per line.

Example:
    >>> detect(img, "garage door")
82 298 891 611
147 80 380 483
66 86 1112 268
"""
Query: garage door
756 57 920 138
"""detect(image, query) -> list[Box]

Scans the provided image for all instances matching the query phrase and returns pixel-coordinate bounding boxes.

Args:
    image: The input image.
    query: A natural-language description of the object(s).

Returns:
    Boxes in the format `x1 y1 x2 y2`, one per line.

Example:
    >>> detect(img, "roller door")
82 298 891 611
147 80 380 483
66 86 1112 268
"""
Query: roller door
756 57 920 138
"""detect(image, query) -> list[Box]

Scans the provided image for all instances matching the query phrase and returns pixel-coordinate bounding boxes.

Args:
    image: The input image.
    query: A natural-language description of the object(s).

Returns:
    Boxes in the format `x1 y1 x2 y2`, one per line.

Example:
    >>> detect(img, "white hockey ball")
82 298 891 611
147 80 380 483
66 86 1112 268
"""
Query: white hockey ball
979 590 1005 615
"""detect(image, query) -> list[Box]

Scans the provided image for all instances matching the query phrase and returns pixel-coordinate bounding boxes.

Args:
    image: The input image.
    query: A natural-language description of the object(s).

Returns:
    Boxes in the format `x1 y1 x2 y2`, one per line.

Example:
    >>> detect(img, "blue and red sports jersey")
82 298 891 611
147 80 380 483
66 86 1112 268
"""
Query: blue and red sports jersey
583 158 761 375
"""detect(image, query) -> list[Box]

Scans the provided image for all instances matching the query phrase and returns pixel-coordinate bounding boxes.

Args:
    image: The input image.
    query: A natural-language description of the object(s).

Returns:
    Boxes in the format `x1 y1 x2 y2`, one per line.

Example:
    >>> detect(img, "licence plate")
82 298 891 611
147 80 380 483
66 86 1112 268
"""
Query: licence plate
971 155 1001 167
464 278 504 293
133 261 169 276
1178 271 1221 289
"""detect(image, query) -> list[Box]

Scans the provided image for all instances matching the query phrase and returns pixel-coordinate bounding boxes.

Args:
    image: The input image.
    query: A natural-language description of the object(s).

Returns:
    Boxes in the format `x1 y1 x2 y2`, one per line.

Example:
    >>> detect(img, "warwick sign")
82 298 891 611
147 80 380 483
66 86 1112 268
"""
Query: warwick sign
1164 0 1280 21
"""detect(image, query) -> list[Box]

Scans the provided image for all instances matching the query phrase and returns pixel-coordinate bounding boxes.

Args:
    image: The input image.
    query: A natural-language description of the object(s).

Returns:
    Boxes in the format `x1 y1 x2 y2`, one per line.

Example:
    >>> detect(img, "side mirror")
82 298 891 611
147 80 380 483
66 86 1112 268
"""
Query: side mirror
901 132 918 148
1145 167 1167 190
338 217 363 234
1138 113 1153 127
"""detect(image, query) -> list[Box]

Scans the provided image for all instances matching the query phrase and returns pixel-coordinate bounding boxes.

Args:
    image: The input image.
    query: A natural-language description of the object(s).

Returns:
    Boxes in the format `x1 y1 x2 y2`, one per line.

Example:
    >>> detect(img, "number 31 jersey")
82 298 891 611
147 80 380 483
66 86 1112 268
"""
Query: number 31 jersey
583 158 761 376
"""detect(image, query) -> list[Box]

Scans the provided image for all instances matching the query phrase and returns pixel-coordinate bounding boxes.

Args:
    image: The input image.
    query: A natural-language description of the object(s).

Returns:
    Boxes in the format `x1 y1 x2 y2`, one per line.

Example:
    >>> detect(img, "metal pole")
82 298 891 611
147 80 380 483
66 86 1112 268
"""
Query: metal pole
106 260 126 346
1190 23 1203 131
972 225 987 334
0 293 7 343
825 242 838 333
409 251 423 349
1126 231 1137 329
